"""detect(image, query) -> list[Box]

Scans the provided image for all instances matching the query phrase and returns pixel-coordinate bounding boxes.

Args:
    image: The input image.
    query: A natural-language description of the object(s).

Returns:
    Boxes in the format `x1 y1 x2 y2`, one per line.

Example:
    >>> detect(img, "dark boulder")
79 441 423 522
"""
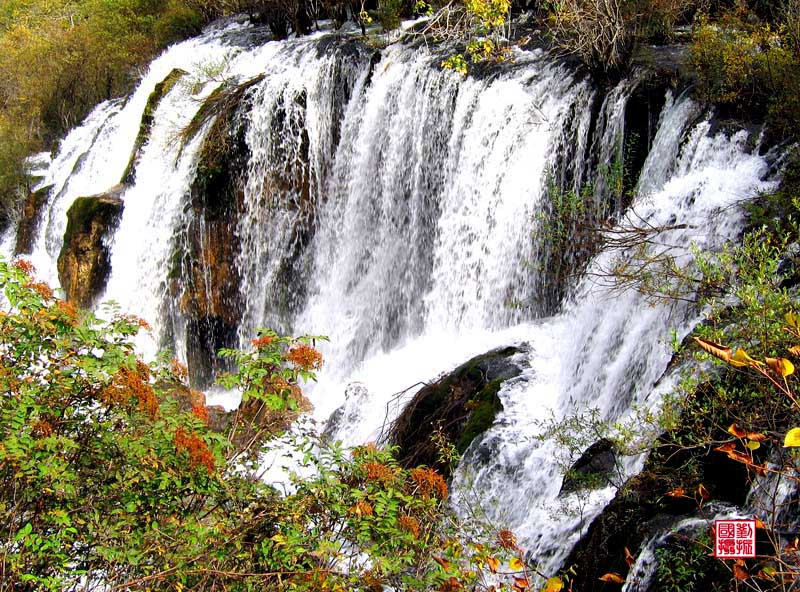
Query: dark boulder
387 345 525 477
560 438 619 494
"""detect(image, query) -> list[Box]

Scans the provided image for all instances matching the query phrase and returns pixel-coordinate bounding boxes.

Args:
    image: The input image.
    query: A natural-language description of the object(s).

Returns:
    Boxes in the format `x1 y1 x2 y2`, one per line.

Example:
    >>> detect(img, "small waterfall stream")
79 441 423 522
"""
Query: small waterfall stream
4 18 783 584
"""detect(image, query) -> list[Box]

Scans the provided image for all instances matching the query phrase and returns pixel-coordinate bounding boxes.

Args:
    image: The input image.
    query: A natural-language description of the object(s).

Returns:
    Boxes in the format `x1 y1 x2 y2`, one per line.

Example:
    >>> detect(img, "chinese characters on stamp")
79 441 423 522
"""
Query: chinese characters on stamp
714 519 756 558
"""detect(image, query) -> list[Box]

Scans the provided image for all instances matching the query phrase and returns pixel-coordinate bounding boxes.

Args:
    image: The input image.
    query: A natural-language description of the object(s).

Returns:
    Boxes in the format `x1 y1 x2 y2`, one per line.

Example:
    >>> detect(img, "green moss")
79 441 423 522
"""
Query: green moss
457 379 503 453
121 68 188 185
64 195 123 236
388 346 521 476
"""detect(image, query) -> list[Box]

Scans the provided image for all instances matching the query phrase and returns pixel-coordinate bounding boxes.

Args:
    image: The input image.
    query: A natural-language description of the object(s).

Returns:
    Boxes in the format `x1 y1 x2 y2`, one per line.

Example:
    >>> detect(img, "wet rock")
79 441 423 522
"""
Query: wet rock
57 186 124 307
171 81 253 386
559 438 618 494
387 345 526 477
14 184 53 255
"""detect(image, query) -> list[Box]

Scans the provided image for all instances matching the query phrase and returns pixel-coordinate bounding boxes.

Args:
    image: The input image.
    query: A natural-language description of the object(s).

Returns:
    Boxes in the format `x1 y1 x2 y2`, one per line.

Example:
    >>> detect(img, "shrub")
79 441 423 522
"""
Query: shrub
690 14 800 137
0 258 531 590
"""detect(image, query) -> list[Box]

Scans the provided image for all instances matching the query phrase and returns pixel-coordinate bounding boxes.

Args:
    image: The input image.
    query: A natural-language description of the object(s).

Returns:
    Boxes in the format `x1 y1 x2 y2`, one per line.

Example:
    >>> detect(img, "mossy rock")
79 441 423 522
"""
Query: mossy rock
121 68 188 185
388 346 524 477
57 187 124 308
14 184 53 255
559 438 618 494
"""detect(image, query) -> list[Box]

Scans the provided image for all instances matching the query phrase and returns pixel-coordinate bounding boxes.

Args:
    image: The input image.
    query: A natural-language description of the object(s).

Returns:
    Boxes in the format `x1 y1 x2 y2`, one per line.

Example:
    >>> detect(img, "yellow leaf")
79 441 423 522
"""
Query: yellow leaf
598 572 625 584
486 556 499 573
541 576 563 592
766 357 794 377
783 427 800 447
509 556 525 571
746 440 761 450
731 348 761 367
786 311 800 331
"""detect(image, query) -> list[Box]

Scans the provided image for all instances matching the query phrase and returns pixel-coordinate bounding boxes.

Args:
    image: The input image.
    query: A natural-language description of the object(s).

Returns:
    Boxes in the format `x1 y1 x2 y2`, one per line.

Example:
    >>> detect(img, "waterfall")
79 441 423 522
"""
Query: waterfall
5 19 781 583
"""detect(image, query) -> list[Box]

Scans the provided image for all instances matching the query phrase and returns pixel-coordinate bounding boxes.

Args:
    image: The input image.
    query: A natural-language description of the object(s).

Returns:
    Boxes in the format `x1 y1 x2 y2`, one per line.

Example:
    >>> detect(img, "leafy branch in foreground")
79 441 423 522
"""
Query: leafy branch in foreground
0 258 541 591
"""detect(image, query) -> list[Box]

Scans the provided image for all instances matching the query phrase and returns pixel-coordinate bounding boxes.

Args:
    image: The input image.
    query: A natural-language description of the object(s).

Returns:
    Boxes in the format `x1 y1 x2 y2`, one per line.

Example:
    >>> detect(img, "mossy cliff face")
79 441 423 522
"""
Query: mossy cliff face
388 346 525 477
170 75 318 386
57 186 124 308
170 80 255 387
121 68 187 185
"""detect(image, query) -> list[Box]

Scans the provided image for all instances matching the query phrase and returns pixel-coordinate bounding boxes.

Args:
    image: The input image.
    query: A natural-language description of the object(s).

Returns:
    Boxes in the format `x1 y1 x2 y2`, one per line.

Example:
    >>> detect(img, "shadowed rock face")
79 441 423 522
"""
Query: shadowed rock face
14 184 53 255
57 185 124 308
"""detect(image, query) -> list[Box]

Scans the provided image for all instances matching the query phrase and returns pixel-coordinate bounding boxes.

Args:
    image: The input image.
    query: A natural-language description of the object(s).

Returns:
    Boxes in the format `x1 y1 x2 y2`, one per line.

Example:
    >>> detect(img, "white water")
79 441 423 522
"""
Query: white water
5 19 780 583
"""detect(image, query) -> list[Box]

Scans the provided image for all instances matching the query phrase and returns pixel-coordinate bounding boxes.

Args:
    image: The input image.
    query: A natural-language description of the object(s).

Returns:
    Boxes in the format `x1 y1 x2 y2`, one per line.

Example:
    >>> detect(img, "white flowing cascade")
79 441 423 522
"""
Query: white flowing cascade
6 20 780 582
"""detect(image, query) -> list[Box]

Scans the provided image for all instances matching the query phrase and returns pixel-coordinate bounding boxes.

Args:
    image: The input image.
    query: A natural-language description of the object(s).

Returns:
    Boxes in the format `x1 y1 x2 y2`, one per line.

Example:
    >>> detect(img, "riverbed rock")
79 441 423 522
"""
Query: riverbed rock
57 186 124 307
387 345 525 477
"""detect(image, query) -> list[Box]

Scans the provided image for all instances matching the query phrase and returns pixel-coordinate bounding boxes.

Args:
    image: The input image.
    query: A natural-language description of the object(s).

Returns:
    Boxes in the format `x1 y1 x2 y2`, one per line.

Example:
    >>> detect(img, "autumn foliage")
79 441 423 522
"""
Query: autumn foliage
0 259 536 591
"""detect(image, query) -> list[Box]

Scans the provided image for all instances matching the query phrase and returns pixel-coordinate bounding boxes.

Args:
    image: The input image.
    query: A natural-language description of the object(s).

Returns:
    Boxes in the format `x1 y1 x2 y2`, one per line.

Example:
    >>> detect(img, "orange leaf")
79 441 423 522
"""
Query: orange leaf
728 424 747 438
486 556 499 573
788 345 800 357
624 546 635 568
755 518 767 529
512 576 530 591
598 572 625 584
665 487 687 498
726 449 753 464
746 432 767 441
714 442 737 453
733 564 749 580
433 556 450 570
698 483 711 499
694 337 731 363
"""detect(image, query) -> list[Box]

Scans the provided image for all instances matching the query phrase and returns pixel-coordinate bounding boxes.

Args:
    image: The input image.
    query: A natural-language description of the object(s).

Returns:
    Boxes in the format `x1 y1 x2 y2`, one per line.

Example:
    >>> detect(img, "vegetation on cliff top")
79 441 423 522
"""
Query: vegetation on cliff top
1 0 798 225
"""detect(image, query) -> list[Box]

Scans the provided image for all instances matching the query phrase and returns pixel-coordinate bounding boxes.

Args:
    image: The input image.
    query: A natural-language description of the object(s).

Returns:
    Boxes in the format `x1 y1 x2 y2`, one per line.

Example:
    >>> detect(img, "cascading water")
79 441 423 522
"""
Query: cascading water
4 17 783 586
